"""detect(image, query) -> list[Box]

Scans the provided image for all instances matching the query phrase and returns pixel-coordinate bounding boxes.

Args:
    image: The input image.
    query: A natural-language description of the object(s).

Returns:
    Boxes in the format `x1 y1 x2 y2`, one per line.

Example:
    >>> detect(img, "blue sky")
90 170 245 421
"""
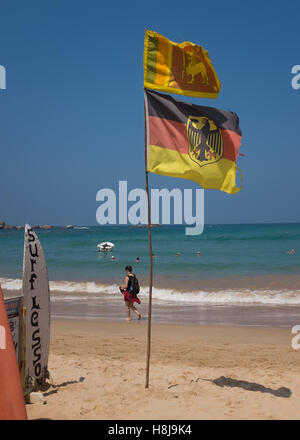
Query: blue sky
0 0 299 225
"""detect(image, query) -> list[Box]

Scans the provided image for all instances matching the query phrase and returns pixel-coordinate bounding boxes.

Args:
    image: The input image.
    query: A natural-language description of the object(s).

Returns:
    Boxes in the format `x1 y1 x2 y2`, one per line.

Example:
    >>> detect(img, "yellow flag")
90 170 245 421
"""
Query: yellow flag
144 30 221 98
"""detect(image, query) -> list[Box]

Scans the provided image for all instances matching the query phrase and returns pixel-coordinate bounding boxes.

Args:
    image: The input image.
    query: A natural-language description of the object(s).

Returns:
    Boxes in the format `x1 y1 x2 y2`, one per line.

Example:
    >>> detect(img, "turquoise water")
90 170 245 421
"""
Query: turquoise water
2 223 300 328
0 224 299 283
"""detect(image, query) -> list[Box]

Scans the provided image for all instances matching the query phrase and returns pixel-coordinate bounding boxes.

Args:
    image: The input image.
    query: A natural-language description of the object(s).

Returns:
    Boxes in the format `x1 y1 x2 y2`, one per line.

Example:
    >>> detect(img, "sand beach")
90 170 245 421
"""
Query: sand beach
26 319 300 420
2 225 300 420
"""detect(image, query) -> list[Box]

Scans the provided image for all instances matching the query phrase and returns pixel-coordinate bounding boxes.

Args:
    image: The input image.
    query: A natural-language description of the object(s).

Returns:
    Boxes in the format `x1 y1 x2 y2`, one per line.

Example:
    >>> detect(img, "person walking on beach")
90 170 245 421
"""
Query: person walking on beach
120 265 141 322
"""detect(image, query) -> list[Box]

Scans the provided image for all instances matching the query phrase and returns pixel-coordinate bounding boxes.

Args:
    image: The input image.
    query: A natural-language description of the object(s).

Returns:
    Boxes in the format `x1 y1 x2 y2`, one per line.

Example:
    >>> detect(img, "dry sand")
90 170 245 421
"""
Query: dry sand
26 319 300 420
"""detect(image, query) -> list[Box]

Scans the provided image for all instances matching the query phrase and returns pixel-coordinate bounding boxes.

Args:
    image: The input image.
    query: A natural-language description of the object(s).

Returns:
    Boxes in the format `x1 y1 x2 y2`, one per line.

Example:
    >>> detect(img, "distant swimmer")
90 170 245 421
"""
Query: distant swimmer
197 251 201 256
111 255 115 260
286 249 296 254
152 254 157 258
176 252 180 256
136 257 140 263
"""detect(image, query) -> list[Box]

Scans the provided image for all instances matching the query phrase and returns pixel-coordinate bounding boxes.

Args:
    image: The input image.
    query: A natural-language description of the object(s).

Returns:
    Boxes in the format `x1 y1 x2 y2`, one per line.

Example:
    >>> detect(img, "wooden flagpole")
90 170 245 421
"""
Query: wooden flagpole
144 91 153 389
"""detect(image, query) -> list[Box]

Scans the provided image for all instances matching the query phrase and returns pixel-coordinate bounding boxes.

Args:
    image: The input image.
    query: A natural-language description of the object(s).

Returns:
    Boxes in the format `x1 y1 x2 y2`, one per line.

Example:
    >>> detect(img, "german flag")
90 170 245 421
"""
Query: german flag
145 89 242 194
144 30 221 99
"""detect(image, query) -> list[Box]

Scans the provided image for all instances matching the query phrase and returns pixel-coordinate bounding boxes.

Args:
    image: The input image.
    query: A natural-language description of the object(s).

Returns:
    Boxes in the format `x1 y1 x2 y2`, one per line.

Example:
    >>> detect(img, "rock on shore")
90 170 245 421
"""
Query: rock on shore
4 224 16 230
0 222 53 230
40 225 53 230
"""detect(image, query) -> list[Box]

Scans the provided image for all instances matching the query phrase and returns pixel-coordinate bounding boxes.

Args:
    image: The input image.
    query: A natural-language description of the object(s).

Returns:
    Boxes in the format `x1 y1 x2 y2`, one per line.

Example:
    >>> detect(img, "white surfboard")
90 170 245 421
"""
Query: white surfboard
22 224 50 389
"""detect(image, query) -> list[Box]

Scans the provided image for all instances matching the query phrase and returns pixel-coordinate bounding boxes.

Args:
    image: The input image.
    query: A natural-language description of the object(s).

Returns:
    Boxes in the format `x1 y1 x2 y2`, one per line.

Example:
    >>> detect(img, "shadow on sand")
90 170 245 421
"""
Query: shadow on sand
209 376 291 398
168 376 291 398
43 376 86 397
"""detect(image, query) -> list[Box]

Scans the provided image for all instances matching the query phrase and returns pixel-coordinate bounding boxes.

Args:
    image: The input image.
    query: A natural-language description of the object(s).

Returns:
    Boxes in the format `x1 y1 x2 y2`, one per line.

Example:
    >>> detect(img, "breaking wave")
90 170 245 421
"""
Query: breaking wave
1 277 300 306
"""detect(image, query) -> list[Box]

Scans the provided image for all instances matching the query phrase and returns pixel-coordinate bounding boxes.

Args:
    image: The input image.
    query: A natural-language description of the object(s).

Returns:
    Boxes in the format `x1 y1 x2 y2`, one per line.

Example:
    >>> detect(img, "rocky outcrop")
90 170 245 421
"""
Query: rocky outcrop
4 224 16 230
0 223 54 230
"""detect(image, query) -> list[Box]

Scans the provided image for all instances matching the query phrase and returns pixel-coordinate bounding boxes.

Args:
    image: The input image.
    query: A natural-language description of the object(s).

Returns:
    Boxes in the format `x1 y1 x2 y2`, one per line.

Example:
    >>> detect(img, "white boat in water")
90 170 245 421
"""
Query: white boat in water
97 241 115 252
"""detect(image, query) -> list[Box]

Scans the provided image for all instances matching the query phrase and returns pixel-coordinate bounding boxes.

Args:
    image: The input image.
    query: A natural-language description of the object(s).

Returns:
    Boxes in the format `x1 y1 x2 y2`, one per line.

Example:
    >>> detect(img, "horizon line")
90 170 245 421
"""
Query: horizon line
1 221 300 229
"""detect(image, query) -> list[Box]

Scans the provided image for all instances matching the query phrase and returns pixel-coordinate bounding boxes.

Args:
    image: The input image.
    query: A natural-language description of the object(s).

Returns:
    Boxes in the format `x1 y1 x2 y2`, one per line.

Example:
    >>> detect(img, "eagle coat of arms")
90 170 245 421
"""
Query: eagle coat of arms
187 116 223 167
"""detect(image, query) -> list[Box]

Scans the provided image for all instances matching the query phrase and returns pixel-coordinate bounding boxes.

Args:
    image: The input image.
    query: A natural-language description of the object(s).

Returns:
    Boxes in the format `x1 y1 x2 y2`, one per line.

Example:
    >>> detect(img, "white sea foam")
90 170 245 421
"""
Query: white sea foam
50 280 119 294
1 277 300 305
149 287 300 305
0 277 22 291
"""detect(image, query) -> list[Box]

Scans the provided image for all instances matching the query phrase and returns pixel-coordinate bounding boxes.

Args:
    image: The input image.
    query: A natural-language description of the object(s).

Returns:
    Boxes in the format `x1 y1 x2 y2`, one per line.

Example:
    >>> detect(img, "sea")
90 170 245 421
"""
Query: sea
1 223 300 328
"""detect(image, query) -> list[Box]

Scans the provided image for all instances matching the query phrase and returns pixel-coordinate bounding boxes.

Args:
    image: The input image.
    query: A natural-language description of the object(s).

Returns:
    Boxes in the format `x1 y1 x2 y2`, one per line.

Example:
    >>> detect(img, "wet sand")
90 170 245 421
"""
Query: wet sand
50 296 300 328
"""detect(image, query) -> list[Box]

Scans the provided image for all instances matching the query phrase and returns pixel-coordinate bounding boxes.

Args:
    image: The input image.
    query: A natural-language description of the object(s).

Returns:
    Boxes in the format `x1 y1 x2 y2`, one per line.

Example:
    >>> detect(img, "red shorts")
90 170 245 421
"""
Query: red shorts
123 290 141 304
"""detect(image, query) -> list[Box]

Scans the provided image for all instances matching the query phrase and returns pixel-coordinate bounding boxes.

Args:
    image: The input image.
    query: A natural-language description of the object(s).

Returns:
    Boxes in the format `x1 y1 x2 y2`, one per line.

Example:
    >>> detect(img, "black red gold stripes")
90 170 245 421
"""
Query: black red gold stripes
146 89 241 135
